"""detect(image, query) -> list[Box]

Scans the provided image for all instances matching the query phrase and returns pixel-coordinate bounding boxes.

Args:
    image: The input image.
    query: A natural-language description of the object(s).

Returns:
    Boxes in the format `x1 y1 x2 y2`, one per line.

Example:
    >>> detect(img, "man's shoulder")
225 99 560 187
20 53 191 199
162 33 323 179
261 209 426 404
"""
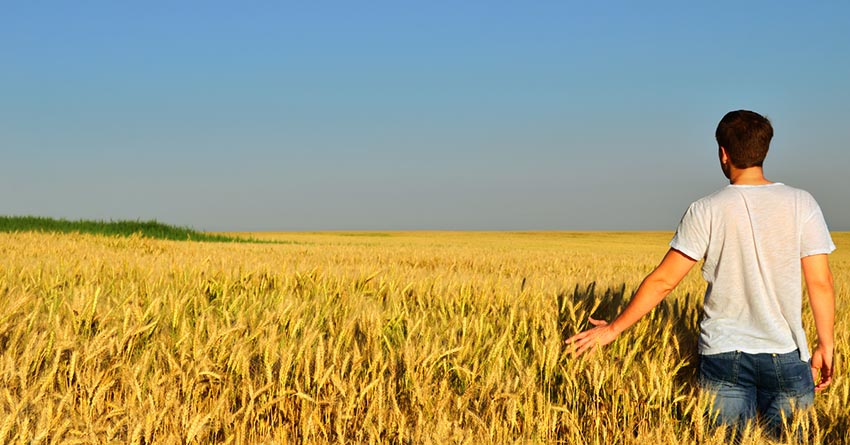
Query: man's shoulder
692 183 815 203
689 186 735 207
776 183 816 200
761 183 819 204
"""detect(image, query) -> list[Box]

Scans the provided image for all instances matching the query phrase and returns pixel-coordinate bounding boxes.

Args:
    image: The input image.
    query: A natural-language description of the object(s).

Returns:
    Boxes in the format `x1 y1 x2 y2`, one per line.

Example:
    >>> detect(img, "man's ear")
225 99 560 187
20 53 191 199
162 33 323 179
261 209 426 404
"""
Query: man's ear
719 146 730 164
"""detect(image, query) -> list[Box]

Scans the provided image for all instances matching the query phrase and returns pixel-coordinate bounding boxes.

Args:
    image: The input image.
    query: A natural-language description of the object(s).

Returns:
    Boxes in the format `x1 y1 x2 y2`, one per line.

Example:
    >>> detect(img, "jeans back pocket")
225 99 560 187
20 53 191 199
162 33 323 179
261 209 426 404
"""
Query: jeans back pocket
698 351 741 386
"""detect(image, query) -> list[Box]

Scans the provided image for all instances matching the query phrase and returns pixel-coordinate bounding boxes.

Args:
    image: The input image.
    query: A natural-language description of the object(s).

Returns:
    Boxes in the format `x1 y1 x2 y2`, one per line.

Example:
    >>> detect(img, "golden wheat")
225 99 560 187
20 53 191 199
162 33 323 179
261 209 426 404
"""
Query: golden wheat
0 231 846 444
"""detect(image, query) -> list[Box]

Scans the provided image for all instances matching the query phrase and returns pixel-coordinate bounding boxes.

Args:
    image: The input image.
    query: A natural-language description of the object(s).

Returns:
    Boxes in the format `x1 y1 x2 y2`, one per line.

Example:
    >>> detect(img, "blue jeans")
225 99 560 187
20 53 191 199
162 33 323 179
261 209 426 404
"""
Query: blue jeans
698 350 814 440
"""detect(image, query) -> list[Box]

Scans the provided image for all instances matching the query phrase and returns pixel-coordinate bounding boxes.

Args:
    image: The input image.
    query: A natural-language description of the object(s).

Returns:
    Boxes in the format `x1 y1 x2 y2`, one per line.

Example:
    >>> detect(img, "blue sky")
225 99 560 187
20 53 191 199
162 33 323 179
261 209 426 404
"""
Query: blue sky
2 2 849 231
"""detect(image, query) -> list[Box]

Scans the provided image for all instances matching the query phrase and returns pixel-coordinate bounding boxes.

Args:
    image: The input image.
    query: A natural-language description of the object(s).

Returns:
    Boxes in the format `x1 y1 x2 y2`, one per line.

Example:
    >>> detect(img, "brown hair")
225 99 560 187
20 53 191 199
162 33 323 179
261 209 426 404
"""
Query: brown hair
715 110 773 168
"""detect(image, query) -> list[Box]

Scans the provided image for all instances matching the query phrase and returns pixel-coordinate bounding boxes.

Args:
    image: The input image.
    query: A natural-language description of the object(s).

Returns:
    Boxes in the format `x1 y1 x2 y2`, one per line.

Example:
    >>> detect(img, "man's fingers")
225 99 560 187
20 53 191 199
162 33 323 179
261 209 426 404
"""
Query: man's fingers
820 365 833 390
565 317 612 357
812 364 834 392
565 331 586 345
574 343 591 357
572 339 598 357
566 330 606 357
815 375 832 392
588 317 608 327
566 318 609 344
565 319 602 344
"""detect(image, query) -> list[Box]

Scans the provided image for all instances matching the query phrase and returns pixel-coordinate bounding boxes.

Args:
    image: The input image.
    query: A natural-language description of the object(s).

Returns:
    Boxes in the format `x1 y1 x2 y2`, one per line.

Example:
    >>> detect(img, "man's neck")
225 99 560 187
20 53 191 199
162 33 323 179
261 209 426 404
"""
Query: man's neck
729 166 772 186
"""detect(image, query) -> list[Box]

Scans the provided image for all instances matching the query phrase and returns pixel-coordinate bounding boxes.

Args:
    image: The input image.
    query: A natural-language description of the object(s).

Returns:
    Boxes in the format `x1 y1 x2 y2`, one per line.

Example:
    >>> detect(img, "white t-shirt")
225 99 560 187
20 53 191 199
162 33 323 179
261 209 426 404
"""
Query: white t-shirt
670 183 835 362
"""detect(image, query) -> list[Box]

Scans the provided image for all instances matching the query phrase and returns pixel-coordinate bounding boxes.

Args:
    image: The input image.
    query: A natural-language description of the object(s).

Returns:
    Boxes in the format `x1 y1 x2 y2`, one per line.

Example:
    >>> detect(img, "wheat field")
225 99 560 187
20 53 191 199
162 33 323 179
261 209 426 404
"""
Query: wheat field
0 231 847 444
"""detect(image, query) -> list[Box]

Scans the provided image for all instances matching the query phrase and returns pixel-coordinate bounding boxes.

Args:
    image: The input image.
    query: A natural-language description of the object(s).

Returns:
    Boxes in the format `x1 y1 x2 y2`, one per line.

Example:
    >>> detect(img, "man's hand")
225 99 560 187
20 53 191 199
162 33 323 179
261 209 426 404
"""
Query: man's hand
564 249 697 358
811 345 834 392
802 254 835 393
565 317 619 357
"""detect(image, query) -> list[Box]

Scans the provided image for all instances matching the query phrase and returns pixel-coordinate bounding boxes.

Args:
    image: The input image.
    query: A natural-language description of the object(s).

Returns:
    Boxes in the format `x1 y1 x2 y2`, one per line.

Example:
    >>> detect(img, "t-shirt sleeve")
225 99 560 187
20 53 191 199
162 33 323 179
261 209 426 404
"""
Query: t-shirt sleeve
670 201 710 261
800 198 835 257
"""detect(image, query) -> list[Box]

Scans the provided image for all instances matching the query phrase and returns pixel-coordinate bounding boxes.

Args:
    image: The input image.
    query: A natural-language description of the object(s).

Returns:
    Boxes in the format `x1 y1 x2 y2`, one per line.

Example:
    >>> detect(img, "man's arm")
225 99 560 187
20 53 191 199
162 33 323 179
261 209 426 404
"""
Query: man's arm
802 253 835 392
566 248 698 356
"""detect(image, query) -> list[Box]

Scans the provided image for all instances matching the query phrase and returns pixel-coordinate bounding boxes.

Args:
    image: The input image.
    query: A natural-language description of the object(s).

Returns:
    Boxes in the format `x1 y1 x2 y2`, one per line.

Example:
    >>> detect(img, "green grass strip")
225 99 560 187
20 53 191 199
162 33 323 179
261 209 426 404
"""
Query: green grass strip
0 215 264 243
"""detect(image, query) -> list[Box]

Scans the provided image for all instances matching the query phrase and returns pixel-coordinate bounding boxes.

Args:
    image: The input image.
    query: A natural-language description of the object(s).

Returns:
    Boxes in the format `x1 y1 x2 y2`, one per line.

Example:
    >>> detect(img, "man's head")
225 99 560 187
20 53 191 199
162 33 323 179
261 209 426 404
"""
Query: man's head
715 110 773 168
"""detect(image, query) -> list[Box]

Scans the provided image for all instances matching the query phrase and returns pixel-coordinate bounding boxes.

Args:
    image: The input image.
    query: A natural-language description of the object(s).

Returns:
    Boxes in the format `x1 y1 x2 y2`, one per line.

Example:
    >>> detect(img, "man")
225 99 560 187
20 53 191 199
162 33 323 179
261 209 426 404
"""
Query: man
566 110 835 439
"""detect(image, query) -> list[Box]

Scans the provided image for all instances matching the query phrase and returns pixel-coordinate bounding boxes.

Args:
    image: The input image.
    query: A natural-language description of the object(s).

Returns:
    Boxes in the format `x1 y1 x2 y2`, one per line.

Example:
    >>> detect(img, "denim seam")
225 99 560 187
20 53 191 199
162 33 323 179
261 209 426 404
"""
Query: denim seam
770 354 788 394
731 350 740 384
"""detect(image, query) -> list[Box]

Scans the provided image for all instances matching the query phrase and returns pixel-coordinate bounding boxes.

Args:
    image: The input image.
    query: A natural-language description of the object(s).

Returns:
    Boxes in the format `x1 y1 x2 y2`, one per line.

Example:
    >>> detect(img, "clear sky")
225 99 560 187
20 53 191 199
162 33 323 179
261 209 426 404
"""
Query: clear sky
2 2 849 231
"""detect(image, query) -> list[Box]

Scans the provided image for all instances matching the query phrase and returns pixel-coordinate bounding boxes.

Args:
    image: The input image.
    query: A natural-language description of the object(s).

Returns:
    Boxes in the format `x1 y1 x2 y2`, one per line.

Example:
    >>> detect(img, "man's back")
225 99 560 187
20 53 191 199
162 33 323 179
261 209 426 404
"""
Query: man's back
567 110 836 440
671 183 835 361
